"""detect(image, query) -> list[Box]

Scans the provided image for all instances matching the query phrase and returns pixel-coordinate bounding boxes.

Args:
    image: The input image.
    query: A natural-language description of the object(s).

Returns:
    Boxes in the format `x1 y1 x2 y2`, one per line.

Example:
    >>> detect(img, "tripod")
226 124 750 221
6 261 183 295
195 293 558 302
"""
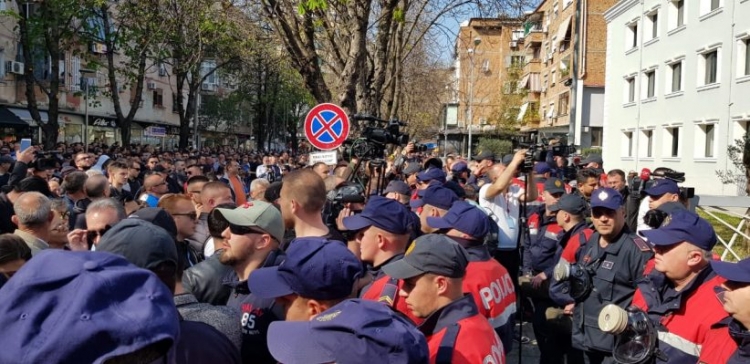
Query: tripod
515 172 532 364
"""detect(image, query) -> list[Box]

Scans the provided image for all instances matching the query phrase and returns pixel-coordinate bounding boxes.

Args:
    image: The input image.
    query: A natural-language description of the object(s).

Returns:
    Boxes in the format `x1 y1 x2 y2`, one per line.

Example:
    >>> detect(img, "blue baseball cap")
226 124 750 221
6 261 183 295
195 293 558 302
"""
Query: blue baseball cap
410 184 459 210
645 179 680 196
451 161 469 173
590 187 623 210
248 237 363 300
342 196 415 234
544 178 566 195
711 258 750 283
0 250 179 363
534 162 552 174
417 168 447 183
427 201 490 239
267 299 429 364
640 209 717 250
383 180 410 196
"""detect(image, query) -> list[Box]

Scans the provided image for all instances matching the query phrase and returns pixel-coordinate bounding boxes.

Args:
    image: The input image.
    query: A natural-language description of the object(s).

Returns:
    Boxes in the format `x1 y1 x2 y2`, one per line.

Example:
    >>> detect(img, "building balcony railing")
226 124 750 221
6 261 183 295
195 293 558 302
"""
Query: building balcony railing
524 31 544 48
523 59 542 75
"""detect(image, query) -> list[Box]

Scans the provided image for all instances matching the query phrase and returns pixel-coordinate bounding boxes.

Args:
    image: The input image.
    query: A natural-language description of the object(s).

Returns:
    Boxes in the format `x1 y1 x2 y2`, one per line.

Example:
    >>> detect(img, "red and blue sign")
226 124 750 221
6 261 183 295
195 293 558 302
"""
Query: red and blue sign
304 103 350 151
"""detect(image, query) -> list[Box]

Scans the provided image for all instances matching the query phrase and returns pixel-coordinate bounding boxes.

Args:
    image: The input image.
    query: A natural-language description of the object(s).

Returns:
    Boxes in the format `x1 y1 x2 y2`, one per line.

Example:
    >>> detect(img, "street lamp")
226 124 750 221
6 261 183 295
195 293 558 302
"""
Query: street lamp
80 68 96 153
467 36 481 159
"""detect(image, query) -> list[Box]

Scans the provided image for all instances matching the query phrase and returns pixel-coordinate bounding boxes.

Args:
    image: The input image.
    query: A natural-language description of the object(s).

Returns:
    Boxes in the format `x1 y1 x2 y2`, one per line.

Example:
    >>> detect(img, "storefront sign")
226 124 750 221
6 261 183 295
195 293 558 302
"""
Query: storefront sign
145 126 166 137
87 116 119 128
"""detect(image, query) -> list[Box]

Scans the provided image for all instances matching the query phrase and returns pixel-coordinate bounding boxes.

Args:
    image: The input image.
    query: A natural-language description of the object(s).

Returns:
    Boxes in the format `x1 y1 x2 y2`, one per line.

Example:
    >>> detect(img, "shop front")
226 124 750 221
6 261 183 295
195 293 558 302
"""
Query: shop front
60 114 84 144
87 115 121 146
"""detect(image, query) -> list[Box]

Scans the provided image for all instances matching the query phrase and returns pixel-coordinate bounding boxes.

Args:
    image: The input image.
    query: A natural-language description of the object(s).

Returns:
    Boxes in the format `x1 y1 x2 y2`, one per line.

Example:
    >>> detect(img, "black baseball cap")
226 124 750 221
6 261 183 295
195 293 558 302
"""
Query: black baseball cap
382 234 469 279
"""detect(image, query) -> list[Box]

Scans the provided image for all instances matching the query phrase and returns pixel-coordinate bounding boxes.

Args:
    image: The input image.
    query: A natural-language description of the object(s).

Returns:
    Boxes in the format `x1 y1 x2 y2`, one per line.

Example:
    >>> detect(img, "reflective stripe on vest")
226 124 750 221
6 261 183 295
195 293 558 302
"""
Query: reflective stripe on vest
488 301 517 329
436 323 461 364
658 331 702 357
379 277 399 306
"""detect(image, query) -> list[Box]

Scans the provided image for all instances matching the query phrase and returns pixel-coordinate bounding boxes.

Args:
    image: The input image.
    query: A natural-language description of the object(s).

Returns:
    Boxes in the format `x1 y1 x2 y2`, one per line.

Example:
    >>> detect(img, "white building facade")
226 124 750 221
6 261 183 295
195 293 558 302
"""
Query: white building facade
603 0 750 196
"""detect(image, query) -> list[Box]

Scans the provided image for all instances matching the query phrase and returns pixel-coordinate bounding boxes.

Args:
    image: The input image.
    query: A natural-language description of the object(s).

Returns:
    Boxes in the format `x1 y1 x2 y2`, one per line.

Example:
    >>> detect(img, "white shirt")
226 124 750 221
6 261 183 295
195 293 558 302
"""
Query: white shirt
204 238 215 258
479 182 524 250
637 198 651 233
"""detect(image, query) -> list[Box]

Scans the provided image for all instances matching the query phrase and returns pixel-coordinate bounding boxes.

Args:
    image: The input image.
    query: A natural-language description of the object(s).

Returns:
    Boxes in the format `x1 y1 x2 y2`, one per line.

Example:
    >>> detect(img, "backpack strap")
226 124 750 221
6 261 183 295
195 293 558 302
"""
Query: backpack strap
436 323 461 364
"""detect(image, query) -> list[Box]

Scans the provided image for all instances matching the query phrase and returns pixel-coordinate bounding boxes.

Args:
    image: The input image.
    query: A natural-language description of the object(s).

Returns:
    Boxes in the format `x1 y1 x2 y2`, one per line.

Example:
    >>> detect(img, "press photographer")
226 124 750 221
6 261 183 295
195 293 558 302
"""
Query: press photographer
597 210 735 364
627 168 695 232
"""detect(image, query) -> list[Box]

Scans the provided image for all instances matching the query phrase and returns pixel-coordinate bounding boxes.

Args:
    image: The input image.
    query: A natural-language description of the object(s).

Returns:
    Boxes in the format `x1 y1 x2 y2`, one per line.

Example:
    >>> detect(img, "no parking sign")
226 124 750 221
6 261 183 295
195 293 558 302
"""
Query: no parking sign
304 103 350 151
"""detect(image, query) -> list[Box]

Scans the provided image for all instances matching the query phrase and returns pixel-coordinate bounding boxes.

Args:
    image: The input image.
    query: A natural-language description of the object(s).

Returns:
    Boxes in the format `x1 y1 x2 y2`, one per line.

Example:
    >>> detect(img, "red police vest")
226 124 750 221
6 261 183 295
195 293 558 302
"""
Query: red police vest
361 275 424 325
560 228 594 263
422 295 505 364
465 258 516 330
632 267 735 364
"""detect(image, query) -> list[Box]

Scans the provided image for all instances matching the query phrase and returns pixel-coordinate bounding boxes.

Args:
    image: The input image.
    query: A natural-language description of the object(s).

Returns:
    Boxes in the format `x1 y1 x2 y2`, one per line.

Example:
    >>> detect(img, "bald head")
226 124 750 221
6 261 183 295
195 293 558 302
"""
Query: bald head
84 174 110 199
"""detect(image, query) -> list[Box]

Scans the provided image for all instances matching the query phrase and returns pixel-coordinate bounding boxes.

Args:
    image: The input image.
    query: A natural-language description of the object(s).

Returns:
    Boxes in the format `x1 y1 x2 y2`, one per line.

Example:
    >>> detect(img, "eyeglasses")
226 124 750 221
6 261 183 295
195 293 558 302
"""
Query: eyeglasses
57 211 70 220
76 156 92 162
87 225 113 245
172 212 198 220
229 223 266 236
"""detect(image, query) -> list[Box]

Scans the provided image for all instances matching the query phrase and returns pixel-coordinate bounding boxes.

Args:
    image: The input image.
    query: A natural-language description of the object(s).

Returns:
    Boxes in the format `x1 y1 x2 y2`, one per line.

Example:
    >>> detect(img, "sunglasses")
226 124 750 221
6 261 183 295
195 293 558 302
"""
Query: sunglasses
87 225 112 245
229 224 266 236
172 212 198 220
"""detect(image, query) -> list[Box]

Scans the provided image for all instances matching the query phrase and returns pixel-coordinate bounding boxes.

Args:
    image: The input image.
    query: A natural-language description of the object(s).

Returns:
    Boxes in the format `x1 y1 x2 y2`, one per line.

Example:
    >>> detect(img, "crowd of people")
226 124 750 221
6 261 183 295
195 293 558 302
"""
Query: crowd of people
0 139 748 364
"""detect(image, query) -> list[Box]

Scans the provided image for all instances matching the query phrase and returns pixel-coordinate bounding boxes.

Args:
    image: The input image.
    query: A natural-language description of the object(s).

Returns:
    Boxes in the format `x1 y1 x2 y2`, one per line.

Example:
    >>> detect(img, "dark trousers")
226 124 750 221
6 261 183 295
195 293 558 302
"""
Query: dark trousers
494 248 521 292
583 350 614 364
531 298 584 364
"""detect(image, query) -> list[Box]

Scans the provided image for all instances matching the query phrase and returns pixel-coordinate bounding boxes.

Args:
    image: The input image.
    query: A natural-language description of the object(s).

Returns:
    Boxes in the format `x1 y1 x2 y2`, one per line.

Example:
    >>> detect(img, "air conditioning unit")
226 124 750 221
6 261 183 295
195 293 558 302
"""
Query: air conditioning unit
7 61 23 75
510 41 518 48
90 43 107 54
147 82 156 90
201 83 216 91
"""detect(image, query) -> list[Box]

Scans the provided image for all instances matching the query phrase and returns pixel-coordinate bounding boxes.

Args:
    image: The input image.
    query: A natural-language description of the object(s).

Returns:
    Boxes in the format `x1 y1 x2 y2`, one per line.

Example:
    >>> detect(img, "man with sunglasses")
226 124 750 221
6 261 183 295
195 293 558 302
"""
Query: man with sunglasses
711 257 750 363
141 172 169 207
67 198 126 250
620 210 737 363
571 188 654 363
73 152 93 171
161 194 201 267
215 200 286 364
124 160 142 195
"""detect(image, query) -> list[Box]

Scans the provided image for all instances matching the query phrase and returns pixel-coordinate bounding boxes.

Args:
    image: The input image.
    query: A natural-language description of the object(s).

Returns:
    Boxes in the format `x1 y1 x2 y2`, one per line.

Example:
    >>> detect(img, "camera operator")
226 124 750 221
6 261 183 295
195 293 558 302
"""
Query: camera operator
569 188 653 363
450 161 470 186
469 151 496 188
479 149 537 292
710 257 750 363
615 210 736 364
638 178 684 232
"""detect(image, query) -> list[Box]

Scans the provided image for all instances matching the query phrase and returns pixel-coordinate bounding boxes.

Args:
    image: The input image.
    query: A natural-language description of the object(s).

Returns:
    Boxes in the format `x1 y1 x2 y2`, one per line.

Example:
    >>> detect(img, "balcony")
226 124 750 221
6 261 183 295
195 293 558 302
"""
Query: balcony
523 59 542 75
524 31 544 48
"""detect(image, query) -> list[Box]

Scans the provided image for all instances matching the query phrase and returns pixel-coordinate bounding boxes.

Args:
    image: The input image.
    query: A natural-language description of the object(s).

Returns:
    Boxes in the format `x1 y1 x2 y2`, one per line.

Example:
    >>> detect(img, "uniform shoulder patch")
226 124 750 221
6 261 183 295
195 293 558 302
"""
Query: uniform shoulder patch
632 237 652 252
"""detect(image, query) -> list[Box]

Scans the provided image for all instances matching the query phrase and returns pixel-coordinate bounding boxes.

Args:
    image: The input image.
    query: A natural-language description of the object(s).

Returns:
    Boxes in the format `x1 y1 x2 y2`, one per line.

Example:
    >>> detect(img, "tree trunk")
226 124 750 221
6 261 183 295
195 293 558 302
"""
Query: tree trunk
336 0 371 113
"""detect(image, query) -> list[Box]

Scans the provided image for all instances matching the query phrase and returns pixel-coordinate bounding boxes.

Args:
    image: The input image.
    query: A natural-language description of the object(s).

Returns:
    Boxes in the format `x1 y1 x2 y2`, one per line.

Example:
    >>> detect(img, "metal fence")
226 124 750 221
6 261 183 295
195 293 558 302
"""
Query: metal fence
695 195 750 262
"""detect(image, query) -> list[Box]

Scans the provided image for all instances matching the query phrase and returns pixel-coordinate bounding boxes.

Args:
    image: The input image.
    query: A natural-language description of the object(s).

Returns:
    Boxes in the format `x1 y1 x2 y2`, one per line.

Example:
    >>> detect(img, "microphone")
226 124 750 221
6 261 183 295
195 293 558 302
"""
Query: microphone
637 168 651 196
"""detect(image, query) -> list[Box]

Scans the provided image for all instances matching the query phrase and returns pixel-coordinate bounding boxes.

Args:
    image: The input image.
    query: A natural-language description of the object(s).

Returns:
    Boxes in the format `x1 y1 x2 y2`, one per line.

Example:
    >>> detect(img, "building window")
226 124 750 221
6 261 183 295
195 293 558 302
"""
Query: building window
670 61 682 92
667 127 680 157
710 0 720 12
559 92 570 115
627 22 638 49
153 90 163 108
644 70 656 98
591 127 603 147
626 76 636 103
172 93 180 113
701 124 716 158
669 0 684 29
643 129 654 157
553 2 559 19
742 38 750 76
648 12 658 40
703 50 719 85
624 131 634 157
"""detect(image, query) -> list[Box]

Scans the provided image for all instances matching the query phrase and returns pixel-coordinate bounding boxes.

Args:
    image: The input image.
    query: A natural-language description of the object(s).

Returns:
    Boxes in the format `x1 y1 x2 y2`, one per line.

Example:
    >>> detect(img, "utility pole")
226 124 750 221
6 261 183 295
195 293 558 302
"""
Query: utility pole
467 37 481 158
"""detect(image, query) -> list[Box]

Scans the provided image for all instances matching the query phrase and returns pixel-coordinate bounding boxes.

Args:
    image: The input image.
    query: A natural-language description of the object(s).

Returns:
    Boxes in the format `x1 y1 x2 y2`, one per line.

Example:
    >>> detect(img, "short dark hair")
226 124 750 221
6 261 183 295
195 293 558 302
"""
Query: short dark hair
208 203 236 238
607 169 625 180
576 168 600 184
0 233 31 265
62 171 88 194
187 175 209 186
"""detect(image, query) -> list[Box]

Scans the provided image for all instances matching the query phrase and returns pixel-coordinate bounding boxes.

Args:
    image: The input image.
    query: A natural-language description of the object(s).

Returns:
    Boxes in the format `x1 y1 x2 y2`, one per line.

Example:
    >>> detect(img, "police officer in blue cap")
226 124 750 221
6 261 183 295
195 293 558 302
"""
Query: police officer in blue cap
248 237 429 364
712 257 750 363
342 196 421 323
413 184 459 234
567 188 654 363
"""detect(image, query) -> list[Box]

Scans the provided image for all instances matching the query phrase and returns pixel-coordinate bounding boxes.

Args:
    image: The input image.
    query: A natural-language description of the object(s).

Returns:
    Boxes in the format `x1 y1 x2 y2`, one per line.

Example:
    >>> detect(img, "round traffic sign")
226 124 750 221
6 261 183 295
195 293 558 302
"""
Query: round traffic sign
304 103 350 151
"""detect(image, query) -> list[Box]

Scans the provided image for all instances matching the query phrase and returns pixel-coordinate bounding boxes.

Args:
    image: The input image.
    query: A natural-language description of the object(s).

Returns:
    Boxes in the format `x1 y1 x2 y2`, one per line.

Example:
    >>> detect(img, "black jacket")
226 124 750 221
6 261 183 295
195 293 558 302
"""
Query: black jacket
182 252 233 305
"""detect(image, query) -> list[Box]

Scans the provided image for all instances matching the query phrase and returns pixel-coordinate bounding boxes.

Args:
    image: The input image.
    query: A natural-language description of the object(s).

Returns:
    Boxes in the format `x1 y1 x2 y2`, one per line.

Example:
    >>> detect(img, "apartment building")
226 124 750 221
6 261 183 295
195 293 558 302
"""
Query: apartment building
603 0 750 196
518 0 615 147
0 2 243 147
441 17 525 155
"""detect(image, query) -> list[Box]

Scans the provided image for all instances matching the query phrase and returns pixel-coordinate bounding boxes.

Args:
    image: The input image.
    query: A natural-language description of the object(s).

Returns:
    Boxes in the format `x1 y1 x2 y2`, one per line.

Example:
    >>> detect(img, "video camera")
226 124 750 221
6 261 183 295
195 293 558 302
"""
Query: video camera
343 115 409 160
629 168 695 200
516 139 577 173
322 182 365 230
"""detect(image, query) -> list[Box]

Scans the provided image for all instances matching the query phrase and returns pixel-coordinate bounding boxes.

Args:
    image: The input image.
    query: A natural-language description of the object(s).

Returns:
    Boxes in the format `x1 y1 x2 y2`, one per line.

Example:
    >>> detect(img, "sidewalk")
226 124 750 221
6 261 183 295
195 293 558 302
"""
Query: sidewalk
506 321 541 363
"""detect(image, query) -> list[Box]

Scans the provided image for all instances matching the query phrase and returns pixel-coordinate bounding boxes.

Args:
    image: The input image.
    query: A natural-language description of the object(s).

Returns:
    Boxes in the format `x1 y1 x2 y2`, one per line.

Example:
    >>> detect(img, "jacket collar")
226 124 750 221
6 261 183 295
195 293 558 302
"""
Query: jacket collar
418 294 478 336
367 253 404 279
173 293 199 307
647 265 716 314
465 245 492 262
222 248 286 291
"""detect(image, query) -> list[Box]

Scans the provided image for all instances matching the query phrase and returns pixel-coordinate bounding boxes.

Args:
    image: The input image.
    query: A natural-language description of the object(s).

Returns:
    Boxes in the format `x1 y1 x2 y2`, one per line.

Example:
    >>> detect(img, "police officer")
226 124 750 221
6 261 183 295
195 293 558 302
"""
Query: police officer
342 196 420 323
619 210 737 363
247 237 429 363
384 234 505 364
711 257 750 363
571 187 654 363
427 200 517 353
521 177 569 364
412 184 459 234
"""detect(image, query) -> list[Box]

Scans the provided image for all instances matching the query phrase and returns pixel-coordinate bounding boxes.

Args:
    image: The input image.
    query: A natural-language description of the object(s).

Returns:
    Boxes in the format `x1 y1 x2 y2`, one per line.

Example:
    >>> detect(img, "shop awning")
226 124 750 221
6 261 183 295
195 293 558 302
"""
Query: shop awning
517 103 529 122
7 107 48 126
556 16 572 46
0 107 29 127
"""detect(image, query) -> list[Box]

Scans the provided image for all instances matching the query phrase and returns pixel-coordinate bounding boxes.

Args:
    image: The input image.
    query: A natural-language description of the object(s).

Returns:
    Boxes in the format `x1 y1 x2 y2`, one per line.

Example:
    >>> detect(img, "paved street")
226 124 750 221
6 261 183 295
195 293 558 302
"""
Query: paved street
507 322 541 363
